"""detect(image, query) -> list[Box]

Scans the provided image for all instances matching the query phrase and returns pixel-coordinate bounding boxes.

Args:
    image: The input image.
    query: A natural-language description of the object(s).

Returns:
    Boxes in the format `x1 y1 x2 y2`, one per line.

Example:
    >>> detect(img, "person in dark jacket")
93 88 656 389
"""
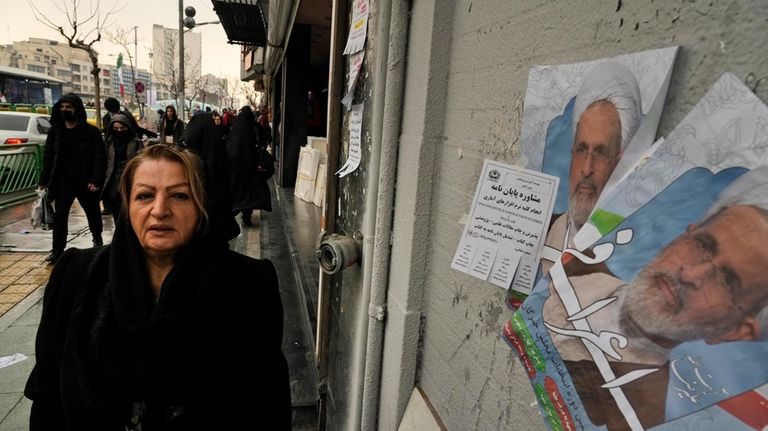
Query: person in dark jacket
226 109 274 226
102 97 157 140
38 93 106 264
181 112 240 240
158 105 184 145
25 144 291 430
102 113 141 224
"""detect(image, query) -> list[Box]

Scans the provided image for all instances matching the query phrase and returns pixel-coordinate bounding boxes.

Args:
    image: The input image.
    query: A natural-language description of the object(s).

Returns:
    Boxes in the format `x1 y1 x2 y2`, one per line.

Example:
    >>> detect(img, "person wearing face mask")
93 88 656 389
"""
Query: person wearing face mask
39 93 106 264
102 113 141 225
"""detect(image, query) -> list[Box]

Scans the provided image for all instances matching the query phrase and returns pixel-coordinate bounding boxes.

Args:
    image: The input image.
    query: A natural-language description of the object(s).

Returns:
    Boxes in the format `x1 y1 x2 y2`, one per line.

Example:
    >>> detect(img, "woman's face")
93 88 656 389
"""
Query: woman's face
214 115 222 125
129 159 200 260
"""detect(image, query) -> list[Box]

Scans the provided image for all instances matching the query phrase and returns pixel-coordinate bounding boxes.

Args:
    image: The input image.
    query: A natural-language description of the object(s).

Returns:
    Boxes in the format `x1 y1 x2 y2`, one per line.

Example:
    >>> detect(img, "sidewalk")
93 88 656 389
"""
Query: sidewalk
0 199 117 430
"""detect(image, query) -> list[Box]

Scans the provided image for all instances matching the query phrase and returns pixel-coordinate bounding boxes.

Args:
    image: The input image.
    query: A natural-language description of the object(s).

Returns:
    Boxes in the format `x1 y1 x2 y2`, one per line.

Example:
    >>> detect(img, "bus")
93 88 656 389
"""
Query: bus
0 65 65 109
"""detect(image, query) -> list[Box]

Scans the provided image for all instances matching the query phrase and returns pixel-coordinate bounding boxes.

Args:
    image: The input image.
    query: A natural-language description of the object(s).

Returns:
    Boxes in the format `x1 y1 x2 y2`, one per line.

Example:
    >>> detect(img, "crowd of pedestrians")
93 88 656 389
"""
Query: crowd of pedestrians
38 94 275 264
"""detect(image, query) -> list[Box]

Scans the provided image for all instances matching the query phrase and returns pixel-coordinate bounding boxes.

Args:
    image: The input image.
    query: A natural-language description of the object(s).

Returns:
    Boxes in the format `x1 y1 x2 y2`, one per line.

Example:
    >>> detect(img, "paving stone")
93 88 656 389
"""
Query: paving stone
0 326 36 356
0 395 31 430
1 285 38 295
0 393 23 423
12 302 42 327
0 293 26 304
0 355 34 393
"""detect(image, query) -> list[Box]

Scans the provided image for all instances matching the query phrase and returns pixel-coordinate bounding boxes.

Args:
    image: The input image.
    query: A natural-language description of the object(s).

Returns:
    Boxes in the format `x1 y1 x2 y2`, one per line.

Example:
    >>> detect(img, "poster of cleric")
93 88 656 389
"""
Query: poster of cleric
503 50 768 430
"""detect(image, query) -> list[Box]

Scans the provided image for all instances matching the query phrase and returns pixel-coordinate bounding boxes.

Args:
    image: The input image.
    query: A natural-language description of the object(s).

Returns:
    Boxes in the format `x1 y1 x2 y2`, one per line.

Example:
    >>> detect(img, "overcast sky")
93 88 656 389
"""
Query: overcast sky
0 0 242 79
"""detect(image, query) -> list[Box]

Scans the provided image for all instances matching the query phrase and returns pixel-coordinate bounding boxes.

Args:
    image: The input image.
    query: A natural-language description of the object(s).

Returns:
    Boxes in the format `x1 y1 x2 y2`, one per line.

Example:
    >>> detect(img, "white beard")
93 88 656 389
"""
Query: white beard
620 267 736 342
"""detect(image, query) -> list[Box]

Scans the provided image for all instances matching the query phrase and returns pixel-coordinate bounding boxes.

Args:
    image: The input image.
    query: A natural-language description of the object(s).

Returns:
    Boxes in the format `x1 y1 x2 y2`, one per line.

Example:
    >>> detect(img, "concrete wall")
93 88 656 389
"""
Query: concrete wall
383 1 768 430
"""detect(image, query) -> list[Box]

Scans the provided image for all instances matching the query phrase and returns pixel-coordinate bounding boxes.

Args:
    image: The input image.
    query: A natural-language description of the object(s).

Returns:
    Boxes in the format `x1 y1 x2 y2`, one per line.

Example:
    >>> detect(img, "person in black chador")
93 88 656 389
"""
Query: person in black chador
181 112 240 240
226 108 274 227
38 93 106 264
26 145 291 430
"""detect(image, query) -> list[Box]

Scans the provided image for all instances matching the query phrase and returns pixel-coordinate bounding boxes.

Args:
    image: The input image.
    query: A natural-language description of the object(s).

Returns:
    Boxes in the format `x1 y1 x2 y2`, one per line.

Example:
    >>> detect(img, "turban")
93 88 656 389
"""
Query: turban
572 62 642 152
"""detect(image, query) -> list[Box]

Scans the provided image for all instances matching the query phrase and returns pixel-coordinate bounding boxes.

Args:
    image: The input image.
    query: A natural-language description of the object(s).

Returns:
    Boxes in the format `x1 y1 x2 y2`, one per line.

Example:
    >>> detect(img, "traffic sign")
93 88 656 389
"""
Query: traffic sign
135 81 145 94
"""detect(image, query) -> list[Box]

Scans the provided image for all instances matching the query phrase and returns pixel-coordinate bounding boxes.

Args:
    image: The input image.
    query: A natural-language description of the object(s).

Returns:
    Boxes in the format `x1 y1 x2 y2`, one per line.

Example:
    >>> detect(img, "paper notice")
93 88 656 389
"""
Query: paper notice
343 0 369 55
341 51 365 110
451 160 559 293
337 104 364 177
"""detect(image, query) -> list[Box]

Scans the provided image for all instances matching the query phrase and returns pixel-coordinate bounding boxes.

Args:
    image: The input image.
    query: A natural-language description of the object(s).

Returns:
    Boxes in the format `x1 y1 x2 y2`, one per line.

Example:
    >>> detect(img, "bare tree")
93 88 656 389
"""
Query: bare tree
185 73 210 112
29 0 121 128
238 81 260 108
222 76 240 109
155 32 201 116
106 26 139 112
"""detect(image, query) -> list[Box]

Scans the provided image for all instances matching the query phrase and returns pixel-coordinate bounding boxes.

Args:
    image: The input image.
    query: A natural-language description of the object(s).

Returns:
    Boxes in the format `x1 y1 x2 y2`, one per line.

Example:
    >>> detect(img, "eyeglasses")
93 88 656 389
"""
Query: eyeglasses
682 225 744 314
571 146 617 163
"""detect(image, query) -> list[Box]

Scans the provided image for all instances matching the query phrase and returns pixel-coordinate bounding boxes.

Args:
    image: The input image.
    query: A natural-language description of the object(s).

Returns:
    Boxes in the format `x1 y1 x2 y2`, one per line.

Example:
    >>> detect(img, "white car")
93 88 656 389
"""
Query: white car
0 112 50 190
0 112 51 146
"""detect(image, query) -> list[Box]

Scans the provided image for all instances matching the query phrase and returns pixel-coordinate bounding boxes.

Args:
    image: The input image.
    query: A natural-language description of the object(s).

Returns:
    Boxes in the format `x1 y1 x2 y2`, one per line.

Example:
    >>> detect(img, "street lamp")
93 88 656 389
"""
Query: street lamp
178 2 219 118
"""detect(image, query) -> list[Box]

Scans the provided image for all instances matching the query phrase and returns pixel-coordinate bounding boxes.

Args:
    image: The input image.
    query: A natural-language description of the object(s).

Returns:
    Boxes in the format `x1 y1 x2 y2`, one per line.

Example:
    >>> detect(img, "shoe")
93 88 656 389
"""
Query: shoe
93 237 104 247
45 251 63 265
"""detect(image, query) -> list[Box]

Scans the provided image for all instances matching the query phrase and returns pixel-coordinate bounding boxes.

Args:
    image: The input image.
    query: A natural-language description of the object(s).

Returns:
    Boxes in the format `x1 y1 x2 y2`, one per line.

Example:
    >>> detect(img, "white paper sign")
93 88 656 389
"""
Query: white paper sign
343 0 369 55
451 160 559 293
341 51 365 110
337 104 364 177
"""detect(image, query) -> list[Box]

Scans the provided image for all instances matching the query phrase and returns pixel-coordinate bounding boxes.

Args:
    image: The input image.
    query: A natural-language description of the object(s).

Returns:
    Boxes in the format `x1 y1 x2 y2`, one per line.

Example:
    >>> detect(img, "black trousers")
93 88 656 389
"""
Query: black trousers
51 185 103 253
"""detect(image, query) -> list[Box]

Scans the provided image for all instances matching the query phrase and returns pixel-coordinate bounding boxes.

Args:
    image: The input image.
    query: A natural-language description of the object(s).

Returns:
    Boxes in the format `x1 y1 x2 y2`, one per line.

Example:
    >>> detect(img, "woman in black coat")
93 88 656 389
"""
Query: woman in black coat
227 109 275 226
25 145 291 430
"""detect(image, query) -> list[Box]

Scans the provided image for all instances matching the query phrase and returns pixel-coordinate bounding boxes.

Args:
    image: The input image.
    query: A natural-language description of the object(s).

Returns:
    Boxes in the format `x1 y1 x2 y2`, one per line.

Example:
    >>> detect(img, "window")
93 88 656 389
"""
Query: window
73 75 81 82
51 59 56 65
0 114 30 132
27 65 46 73
36 48 42 53
102 70 110 77
36 117 51 134
34 56 40 61
71 64 81 72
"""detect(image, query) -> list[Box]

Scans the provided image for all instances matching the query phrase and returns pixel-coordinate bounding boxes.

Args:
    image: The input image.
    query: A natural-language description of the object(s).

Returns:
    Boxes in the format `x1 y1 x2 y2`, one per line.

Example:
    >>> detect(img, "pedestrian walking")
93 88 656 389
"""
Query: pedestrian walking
182 112 240 240
38 93 106 264
25 144 292 430
102 113 141 225
158 105 184 145
227 108 274 226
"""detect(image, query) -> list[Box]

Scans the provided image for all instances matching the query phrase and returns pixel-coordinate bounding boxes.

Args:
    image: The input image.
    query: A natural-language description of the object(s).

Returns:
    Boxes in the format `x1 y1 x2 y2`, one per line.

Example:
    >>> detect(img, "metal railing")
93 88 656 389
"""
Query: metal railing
0 144 43 206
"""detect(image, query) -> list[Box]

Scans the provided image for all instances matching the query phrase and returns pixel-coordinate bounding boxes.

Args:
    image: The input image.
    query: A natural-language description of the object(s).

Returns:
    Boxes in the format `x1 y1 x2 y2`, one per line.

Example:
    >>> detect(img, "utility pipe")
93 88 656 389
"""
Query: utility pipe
356 0 409 429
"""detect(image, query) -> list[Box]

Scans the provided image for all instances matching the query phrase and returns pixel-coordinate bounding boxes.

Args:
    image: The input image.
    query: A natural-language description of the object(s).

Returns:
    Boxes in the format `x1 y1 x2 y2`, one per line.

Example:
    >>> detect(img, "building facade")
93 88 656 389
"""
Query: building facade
151 24 202 103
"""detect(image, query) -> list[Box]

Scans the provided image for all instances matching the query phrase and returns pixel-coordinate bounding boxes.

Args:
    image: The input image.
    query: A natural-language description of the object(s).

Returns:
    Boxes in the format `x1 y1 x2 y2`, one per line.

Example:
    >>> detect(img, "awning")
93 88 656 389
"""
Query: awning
210 0 269 46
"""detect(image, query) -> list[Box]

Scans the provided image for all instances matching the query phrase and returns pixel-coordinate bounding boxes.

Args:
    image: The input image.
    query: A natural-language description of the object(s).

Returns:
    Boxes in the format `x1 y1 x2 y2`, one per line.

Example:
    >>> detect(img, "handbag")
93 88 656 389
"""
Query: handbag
31 189 55 230
255 146 275 181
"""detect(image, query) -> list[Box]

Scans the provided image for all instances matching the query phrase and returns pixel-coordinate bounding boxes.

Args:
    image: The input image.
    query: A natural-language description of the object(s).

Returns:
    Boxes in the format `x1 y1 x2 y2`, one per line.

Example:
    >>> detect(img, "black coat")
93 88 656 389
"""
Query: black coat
226 111 274 212
39 93 106 198
182 113 240 239
25 217 291 430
